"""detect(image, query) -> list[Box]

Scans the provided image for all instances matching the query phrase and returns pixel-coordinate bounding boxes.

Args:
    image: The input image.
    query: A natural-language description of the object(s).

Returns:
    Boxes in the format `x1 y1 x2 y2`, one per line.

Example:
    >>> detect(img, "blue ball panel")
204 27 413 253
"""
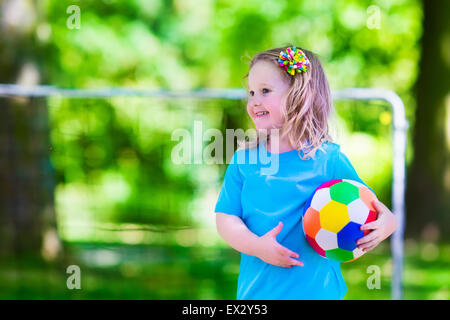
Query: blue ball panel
337 222 364 251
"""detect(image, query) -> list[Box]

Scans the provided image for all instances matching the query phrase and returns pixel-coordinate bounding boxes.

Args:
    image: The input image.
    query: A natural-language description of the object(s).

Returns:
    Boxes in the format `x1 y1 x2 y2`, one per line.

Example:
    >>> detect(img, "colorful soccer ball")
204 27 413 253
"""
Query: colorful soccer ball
302 179 378 262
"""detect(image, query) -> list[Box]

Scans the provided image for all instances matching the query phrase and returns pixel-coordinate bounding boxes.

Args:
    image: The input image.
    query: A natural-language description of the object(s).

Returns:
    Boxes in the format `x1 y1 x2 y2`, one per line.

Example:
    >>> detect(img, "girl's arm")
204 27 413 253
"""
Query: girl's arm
216 212 304 268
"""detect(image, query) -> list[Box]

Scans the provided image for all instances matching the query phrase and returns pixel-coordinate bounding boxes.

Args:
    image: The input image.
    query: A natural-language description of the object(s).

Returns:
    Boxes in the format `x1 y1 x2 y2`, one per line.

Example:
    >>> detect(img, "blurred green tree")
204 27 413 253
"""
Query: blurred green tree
406 0 450 239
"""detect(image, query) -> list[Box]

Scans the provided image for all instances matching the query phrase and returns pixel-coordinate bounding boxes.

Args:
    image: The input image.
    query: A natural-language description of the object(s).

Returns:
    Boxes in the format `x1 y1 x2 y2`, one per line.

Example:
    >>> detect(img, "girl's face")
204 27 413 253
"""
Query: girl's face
247 60 291 131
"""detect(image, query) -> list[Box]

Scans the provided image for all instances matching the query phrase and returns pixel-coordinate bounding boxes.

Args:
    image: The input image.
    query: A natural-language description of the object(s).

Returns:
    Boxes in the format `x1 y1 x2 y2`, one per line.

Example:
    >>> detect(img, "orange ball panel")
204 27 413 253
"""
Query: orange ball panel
303 207 321 238
359 187 377 211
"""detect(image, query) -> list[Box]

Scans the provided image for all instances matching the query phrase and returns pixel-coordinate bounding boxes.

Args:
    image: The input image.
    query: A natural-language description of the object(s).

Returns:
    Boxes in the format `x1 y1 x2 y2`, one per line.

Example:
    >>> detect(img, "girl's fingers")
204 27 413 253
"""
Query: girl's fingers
361 243 378 252
371 199 382 211
361 220 379 231
291 259 304 267
372 199 388 213
356 230 378 245
281 260 293 268
278 251 303 267
287 250 299 259
283 259 303 268
269 222 283 237
277 245 299 259
276 245 287 255
358 239 379 251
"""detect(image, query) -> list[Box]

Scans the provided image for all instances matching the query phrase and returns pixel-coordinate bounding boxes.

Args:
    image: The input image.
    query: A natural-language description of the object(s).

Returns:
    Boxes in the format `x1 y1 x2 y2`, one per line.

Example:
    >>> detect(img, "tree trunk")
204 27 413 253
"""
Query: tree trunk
0 0 60 258
405 0 450 240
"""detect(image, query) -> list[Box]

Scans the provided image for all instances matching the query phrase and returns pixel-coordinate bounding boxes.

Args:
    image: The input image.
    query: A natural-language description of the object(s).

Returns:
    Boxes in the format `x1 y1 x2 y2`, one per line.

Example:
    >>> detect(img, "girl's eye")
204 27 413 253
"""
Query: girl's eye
248 91 254 97
262 88 270 94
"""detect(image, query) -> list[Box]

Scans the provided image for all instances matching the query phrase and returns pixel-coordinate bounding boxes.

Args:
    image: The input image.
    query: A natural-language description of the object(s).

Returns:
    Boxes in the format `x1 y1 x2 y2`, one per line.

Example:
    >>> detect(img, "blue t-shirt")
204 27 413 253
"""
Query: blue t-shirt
214 140 369 300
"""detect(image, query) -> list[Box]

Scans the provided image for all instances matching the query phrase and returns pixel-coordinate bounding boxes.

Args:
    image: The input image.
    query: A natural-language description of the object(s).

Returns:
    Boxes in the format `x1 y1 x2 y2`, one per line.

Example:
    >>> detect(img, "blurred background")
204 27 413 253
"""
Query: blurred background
0 0 448 299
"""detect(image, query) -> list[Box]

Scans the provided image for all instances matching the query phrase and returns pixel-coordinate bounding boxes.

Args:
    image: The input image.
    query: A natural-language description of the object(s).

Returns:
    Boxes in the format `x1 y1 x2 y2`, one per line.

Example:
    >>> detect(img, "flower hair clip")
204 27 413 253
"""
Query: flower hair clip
278 46 310 75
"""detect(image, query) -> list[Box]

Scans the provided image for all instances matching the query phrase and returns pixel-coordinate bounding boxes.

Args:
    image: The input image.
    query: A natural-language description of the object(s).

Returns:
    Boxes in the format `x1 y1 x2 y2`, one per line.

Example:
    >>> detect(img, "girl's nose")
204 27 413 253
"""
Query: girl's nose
250 95 261 107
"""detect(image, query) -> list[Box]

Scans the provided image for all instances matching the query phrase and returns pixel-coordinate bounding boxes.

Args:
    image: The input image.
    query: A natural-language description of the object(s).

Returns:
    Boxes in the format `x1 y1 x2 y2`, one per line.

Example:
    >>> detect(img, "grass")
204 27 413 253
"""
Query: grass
0 240 448 300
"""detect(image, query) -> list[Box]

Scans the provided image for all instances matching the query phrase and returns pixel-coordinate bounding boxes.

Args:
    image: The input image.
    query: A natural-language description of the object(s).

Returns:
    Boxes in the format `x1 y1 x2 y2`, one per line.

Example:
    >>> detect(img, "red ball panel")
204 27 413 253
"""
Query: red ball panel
316 179 342 190
305 234 326 257
363 210 378 236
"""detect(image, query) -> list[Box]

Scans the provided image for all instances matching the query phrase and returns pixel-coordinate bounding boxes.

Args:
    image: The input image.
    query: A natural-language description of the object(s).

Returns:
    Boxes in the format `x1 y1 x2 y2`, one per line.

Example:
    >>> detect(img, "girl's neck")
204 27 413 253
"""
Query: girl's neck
266 135 295 154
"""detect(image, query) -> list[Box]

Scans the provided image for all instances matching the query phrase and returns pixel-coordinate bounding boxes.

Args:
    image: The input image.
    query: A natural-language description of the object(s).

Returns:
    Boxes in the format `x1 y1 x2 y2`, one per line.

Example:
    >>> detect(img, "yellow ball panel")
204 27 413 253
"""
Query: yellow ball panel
319 200 350 233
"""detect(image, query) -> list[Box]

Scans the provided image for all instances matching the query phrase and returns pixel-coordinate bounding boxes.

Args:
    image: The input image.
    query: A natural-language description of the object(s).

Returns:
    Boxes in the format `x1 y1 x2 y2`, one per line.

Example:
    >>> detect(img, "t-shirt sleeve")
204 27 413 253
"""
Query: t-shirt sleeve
214 152 243 217
333 147 374 193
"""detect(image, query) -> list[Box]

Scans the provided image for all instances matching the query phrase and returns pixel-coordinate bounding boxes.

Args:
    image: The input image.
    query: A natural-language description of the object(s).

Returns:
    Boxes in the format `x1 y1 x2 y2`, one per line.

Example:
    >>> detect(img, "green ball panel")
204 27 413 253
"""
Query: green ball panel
325 248 354 262
330 182 359 205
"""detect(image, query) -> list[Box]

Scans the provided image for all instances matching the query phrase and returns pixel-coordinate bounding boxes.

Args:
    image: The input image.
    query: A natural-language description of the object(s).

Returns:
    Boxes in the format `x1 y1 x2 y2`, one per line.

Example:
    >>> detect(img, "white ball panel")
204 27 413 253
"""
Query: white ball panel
347 198 369 224
352 247 365 259
315 228 338 251
310 188 331 212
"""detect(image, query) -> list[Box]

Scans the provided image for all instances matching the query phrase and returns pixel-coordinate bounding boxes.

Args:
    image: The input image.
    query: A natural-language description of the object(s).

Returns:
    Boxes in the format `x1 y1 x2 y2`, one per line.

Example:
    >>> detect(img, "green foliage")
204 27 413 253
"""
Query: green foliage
1 241 448 299
43 0 421 92
48 97 200 228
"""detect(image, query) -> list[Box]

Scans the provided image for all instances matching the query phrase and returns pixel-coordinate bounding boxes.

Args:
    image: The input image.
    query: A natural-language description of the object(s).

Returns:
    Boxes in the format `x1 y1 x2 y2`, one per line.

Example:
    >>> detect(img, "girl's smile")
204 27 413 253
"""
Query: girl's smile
255 111 269 118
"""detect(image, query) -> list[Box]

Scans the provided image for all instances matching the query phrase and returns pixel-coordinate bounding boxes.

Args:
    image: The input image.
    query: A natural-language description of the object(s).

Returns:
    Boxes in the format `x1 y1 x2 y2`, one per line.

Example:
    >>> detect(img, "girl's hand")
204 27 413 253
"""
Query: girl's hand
357 200 398 253
256 222 304 268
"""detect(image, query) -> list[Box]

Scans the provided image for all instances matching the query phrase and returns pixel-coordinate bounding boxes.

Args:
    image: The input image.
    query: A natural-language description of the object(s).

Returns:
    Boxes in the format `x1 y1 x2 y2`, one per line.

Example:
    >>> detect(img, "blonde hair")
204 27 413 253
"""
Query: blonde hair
240 46 334 160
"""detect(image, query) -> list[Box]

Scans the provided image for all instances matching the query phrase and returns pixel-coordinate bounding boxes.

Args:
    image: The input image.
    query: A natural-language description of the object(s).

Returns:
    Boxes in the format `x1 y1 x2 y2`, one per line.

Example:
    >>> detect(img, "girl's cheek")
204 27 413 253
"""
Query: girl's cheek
246 104 253 118
268 104 284 127
270 116 284 128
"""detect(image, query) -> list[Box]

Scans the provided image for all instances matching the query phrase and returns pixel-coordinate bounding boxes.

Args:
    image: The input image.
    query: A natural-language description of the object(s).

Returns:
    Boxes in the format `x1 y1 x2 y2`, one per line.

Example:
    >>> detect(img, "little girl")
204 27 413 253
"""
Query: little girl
214 46 397 300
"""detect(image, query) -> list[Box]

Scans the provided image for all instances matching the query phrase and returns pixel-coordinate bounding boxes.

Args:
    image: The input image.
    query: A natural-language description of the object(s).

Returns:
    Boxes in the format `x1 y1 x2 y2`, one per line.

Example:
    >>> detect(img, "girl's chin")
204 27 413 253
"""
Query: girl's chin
253 124 271 131
252 119 271 128
252 121 281 131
